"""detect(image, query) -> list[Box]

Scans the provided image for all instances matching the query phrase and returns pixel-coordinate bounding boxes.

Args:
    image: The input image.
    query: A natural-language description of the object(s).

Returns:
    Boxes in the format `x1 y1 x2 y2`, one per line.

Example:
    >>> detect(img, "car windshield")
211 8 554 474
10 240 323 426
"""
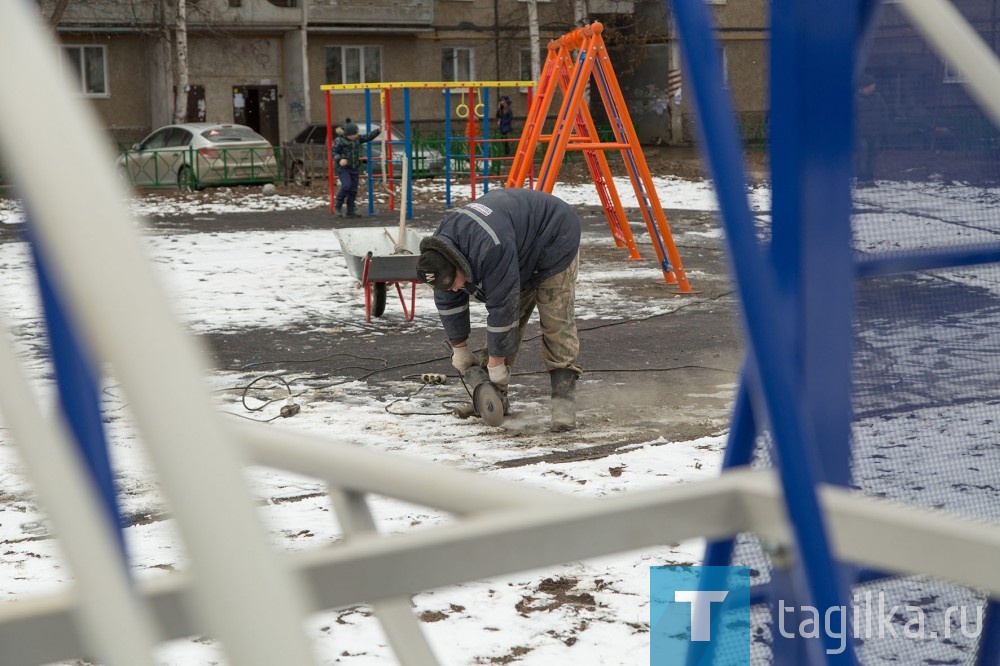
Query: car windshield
201 126 267 143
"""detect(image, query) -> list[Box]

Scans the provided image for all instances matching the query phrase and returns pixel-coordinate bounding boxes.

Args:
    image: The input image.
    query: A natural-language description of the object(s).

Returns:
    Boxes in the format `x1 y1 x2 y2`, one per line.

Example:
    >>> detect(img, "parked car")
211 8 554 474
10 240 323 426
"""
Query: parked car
285 122 445 186
118 122 279 190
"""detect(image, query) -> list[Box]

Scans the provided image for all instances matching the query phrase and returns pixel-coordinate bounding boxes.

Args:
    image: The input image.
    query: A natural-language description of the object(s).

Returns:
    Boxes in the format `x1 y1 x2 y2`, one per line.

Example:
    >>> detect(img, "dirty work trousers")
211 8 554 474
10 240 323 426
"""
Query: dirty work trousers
504 254 582 377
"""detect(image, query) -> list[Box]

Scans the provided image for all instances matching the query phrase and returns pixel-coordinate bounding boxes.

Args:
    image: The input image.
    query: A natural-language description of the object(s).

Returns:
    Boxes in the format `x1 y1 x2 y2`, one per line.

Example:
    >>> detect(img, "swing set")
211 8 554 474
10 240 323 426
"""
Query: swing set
320 80 535 219
509 22 692 293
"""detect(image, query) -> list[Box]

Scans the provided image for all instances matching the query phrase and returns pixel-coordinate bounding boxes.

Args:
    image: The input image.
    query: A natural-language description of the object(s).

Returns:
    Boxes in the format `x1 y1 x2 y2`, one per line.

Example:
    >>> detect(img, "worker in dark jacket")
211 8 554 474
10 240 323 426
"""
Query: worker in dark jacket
415 188 582 431
331 119 380 218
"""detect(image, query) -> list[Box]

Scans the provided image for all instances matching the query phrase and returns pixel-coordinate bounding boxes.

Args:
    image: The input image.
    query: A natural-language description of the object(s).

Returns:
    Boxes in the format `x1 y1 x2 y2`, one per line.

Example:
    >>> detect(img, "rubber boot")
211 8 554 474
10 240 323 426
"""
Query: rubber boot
346 203 359 218
549 368 577 432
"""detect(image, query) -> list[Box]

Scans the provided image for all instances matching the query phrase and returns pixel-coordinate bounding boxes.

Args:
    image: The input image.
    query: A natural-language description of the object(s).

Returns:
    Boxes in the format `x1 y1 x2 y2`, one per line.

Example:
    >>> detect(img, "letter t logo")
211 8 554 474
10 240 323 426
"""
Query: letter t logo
674 590 729 641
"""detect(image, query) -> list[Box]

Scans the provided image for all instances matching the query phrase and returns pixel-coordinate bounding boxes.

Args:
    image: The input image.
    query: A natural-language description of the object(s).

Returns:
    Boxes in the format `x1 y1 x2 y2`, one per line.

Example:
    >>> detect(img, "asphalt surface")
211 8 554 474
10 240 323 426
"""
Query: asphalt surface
147 192 744 463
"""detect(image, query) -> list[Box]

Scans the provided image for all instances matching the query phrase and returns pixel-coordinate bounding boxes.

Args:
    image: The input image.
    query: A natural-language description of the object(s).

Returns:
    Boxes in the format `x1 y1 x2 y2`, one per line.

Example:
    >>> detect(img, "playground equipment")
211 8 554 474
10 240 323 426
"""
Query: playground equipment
508 22 692 293
454 87 485 119
2 0 1000 664
321 80 535 219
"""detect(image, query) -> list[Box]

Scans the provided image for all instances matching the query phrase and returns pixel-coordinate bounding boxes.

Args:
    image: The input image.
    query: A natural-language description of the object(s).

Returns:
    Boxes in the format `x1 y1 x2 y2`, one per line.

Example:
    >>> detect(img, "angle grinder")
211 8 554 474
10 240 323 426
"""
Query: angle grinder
462 365 509 427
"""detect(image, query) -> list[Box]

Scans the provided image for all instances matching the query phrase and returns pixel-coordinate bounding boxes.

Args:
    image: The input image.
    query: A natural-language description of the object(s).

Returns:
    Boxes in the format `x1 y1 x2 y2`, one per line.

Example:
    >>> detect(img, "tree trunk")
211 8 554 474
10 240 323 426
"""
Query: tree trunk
527 0 540 82
172 0 190 124
574 0 588 27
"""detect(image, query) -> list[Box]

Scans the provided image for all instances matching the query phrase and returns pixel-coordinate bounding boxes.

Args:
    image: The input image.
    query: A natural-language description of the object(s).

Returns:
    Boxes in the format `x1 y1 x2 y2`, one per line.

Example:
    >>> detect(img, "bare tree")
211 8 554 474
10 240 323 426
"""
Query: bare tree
527 0 541 81
171 0 190 124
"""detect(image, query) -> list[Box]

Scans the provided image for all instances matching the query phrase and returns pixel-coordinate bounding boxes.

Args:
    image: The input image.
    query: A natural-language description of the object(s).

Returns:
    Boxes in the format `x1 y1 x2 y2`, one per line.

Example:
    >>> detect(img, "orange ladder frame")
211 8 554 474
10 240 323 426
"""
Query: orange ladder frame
507 22 691 293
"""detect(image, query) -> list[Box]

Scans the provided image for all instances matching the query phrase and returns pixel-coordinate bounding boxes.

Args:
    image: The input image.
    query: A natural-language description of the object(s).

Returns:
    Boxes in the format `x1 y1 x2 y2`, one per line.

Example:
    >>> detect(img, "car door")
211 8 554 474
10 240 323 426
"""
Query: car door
162 127 194 186
126 128 173 187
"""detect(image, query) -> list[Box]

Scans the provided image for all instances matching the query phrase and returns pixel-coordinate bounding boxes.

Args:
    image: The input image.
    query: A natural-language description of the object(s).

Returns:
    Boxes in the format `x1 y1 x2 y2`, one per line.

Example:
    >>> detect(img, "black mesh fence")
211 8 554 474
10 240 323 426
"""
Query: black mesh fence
721 2 1000 663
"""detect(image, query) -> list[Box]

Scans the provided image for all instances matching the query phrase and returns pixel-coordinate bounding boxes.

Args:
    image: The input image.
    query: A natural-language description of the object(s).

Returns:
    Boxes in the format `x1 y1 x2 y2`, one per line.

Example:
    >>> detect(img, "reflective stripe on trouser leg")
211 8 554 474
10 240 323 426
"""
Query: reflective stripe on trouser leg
536 254 581 375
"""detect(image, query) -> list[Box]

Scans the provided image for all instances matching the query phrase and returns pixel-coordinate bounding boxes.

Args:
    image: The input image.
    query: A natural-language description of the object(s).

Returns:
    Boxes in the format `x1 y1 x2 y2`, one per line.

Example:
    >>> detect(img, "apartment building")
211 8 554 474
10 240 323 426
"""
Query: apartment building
42 0 770 147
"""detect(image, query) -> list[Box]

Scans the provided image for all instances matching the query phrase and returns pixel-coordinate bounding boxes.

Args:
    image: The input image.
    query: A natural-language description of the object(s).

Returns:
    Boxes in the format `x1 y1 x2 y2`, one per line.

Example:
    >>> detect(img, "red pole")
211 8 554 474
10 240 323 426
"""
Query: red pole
326 90 335 214
385 89 396 212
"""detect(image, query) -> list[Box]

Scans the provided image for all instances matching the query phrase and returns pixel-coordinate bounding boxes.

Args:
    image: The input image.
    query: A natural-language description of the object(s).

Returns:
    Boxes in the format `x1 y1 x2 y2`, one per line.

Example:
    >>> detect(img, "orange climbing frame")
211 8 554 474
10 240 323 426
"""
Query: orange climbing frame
507 22 691 293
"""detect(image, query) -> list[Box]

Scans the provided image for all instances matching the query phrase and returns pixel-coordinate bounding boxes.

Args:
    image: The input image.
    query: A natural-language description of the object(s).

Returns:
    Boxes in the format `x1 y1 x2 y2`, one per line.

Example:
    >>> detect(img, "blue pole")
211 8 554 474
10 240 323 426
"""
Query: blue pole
404 88 414 220
976 602 1000 666
687 369 757 666
26 225 127 557
364 89 374 216
444 89 452 208
666 0 856 660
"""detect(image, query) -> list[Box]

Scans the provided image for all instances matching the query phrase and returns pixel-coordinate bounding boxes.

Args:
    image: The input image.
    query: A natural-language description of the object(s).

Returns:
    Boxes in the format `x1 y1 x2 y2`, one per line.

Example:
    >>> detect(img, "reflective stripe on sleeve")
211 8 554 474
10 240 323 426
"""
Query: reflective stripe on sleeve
437 303 470 316
486 321 518 333
456 208 500 245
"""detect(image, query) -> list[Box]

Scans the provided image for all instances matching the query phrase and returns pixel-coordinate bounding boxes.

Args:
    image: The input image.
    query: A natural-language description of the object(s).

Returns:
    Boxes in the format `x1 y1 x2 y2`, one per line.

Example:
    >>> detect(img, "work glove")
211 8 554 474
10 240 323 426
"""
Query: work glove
488 363 510 391
451 344 477 373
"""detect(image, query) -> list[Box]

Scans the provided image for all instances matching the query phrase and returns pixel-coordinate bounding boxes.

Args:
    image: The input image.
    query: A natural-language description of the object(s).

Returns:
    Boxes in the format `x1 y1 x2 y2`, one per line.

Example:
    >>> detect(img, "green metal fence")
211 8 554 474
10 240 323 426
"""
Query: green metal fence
117 145 280 190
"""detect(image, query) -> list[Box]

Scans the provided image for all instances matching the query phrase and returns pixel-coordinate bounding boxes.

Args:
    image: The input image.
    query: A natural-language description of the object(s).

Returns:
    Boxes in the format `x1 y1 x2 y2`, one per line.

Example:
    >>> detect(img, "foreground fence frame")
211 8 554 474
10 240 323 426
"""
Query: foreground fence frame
1 438 999 665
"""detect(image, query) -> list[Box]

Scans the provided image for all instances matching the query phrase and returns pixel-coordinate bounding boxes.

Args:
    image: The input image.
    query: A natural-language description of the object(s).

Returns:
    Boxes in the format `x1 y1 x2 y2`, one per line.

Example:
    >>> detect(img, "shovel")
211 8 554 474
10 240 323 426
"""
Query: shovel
386 157 411 255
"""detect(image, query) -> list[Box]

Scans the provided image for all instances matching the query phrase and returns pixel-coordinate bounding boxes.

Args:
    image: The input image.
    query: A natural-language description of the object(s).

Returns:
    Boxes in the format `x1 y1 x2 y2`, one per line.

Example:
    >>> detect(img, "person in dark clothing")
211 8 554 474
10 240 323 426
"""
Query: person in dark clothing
331 119 381 217
496 95 514 156
855 74 889 188
415 188 582 431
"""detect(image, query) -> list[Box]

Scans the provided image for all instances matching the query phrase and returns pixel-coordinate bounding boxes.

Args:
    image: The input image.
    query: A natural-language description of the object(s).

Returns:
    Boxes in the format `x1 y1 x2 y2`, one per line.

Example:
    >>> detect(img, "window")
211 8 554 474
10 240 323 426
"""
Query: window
62 45 108 97
442 48 475 83
325 46 382 85
519 48 543 82
166 128 193 148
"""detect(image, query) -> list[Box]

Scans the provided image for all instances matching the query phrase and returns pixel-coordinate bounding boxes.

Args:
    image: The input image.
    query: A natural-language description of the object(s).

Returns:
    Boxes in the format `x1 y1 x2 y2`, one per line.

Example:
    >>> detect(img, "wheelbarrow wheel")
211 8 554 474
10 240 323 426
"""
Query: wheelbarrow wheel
370 282 387 317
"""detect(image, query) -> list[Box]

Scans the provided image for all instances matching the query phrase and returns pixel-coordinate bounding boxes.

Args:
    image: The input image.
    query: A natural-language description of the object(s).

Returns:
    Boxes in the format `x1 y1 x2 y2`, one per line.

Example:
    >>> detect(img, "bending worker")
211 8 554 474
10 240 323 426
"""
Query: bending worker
415 188 583 432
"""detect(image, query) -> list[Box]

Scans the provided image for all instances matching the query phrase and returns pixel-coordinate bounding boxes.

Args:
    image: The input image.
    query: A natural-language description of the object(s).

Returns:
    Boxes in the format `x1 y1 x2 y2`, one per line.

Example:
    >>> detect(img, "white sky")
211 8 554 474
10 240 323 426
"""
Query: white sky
0 174 998 664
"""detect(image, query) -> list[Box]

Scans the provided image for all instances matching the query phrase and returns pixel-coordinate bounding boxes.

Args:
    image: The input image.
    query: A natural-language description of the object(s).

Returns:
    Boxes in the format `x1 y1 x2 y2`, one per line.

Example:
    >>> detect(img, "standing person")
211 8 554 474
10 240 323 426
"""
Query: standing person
332 119 381 218
415 188 582 432
855 73 889 188
496 95 514 157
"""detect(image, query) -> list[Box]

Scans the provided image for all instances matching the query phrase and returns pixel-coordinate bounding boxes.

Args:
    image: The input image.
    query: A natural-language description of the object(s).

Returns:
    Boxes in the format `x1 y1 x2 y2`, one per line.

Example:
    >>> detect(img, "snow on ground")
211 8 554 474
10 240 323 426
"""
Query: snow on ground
0 174 999 664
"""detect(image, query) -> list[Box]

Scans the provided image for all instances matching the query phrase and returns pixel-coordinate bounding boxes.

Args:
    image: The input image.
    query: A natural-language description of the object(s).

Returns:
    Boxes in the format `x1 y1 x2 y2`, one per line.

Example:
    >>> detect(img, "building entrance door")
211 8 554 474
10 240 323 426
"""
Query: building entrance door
232 85 279 145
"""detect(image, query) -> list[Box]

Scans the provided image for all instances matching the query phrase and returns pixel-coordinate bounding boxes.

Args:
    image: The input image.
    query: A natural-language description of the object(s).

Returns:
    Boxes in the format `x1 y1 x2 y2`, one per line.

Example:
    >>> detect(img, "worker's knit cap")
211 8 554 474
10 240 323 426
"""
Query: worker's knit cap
416 248 457 291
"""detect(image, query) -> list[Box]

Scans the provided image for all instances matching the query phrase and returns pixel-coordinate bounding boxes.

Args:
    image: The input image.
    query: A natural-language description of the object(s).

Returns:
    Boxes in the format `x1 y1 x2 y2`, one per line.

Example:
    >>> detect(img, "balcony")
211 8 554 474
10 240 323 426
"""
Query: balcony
307 0 433 28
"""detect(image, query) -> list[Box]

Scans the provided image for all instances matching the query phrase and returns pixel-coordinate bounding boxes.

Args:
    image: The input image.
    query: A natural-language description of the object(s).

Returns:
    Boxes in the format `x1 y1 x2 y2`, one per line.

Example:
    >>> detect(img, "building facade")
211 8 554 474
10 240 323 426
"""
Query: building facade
44 0 770 148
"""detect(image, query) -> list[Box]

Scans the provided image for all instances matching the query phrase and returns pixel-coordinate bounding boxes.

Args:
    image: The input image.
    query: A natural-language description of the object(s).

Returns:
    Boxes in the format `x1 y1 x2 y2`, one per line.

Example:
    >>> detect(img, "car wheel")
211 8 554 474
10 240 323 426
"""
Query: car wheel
370 282 387 318
291 161 310 187
177 166 201 192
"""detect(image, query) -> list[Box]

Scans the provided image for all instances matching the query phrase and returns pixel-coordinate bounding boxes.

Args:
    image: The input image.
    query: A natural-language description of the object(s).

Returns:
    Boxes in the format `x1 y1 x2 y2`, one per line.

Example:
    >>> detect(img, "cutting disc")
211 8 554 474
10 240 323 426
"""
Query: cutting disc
473 381 506 427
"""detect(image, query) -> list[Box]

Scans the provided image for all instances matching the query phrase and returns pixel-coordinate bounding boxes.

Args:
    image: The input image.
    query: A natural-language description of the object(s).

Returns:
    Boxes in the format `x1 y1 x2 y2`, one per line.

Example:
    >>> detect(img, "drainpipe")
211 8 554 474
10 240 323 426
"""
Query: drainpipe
669 11 684 144
301 0 310 124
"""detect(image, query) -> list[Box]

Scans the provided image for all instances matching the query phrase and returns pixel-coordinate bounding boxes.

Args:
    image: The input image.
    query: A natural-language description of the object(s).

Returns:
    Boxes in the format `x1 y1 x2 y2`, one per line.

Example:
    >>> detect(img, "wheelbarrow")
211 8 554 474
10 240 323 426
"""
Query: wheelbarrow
334 226 423 322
